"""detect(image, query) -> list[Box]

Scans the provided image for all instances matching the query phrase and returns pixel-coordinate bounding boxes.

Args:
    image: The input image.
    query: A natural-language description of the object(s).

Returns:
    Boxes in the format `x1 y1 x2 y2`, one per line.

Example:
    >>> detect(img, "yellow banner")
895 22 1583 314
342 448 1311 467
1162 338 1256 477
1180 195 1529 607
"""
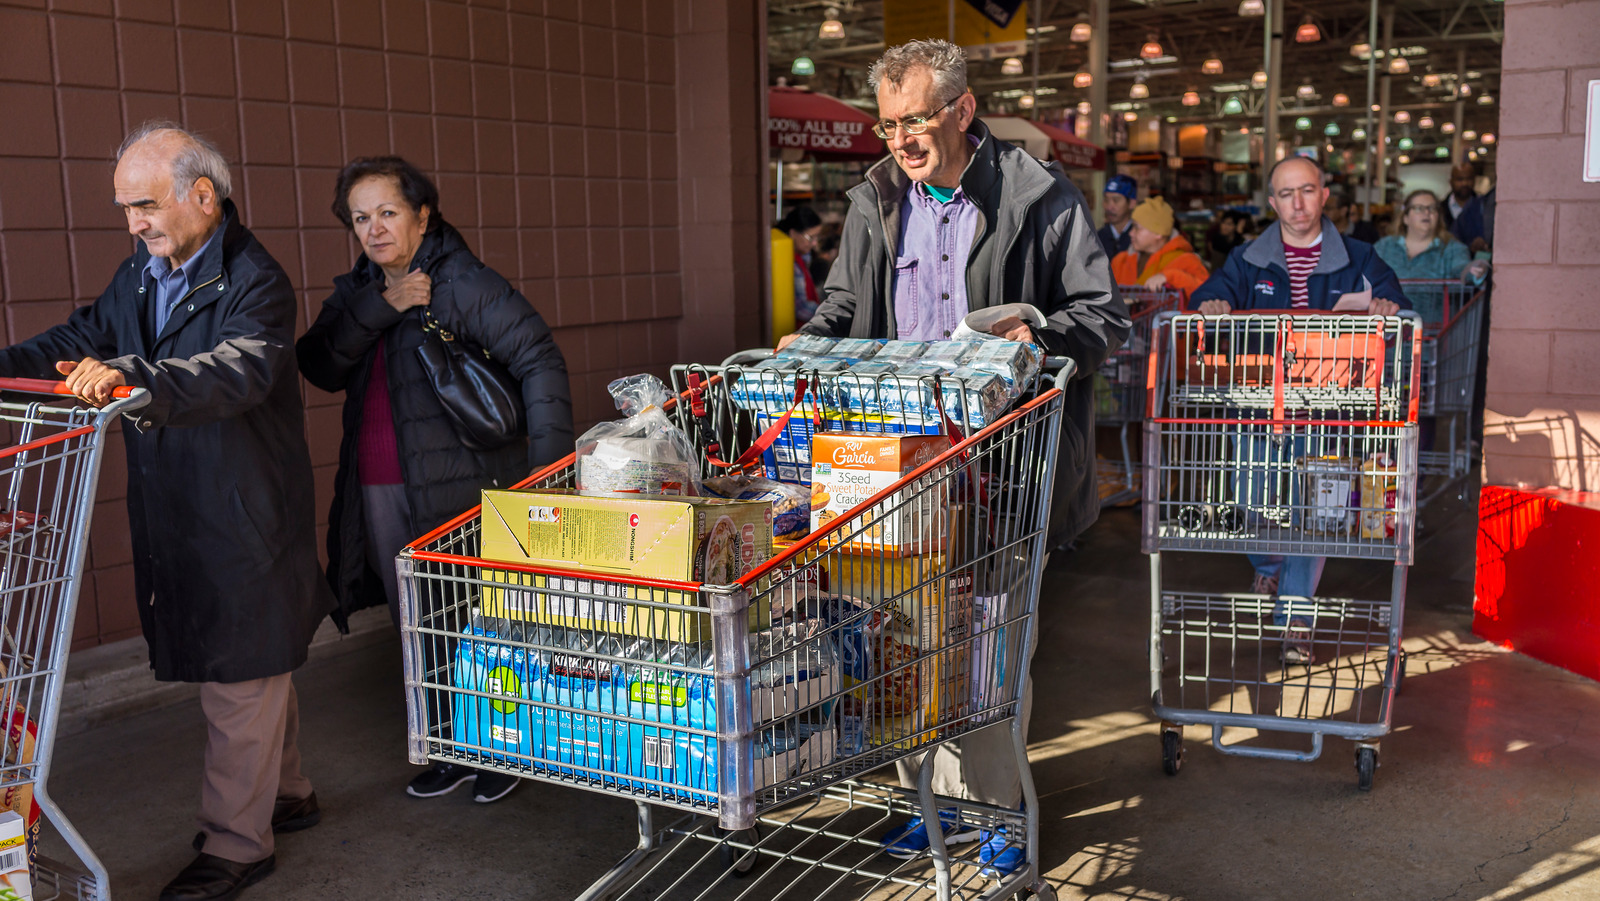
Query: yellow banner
883 0 1029 54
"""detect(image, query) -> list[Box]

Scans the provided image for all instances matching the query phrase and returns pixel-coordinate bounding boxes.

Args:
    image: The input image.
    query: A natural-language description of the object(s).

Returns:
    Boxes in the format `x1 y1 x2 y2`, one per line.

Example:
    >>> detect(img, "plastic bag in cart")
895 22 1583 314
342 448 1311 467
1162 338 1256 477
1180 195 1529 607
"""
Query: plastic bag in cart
576 374 700 496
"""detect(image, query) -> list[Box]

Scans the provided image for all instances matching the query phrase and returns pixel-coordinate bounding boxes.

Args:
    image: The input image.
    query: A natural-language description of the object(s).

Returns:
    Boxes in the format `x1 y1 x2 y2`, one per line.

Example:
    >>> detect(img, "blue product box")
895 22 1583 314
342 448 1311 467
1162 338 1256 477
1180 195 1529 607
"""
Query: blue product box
451 621 542 767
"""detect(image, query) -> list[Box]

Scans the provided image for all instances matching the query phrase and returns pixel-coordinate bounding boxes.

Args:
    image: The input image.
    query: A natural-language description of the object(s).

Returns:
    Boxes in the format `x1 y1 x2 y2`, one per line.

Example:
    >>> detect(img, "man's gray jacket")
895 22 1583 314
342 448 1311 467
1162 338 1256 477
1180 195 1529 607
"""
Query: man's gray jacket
800 117 1130 545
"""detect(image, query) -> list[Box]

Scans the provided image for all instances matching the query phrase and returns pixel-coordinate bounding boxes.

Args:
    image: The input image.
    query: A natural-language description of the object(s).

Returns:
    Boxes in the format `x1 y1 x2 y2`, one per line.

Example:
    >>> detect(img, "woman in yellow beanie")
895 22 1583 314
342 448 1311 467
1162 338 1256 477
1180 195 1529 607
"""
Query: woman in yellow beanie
1111 196 1211 307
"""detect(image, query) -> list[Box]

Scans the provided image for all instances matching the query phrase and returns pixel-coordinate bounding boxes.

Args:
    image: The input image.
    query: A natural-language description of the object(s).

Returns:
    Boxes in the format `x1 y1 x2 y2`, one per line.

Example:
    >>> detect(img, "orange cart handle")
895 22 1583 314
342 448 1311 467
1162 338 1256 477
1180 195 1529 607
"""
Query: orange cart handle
0 377 136 399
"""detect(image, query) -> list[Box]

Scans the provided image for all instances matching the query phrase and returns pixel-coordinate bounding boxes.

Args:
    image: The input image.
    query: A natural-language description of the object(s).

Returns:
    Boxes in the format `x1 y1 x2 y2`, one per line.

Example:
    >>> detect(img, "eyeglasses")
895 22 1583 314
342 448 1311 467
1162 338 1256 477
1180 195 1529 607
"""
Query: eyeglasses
872 94 965 139
1405 204 1439 214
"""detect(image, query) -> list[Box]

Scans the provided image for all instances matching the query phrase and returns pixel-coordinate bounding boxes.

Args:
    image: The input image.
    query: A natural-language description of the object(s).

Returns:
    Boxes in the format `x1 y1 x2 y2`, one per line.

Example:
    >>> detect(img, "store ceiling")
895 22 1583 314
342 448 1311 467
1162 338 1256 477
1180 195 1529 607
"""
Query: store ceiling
768 0 1505 138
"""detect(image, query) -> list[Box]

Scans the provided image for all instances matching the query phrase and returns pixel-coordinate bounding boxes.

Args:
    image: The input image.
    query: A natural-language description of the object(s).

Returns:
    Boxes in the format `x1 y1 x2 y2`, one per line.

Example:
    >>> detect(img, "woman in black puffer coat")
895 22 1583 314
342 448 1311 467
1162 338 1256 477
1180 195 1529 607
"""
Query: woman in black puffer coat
296 157 572 802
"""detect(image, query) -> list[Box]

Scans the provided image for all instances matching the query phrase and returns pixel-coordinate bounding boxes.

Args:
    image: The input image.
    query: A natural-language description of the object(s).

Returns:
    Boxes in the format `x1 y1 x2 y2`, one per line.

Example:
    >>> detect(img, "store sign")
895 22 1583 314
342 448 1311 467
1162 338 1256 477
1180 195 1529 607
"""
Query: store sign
883 0 1028 58
769 117 878 155
968 0 1025 29
1585 80 1600 182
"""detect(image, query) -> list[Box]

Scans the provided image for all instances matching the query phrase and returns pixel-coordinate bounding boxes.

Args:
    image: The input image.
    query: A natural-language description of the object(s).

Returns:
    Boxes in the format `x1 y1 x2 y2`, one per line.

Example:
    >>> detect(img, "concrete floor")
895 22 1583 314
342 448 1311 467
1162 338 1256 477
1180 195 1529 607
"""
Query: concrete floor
39 484 1600 901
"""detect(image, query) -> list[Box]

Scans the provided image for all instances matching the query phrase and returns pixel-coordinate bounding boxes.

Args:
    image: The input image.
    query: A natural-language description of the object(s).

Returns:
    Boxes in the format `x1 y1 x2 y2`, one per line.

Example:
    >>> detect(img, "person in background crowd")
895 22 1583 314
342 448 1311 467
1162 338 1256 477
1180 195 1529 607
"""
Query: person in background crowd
0 121 331 901
1205 210 1245 269
1374 188 1486 323
1112 196 1210 305
1444 162 1478 229
809 222 841 290
1325 189 1380 244
1191 156 1409 666
776 205 825 324
778 38 1129 877
296 156 572 806
1097 173 1138 258
1453 184 1495 255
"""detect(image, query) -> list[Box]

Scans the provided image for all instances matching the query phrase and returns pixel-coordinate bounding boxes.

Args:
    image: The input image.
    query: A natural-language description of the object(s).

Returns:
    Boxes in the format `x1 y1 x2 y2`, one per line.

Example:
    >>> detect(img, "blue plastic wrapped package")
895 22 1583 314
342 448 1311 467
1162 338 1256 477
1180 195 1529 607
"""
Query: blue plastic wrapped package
731 357 807 410
962 340 1044 392
451 617 542 767
827 338 884 363
876 340 928 363
919 341 980 370
782 335 839 358
832 361 901 415
943 369 1012 429
536 631 631 785
623 643 719 803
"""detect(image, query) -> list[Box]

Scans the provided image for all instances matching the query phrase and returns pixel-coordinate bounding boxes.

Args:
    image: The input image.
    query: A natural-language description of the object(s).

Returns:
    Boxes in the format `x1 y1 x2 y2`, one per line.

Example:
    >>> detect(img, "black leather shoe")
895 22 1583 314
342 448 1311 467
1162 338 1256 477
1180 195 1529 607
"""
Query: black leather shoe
272 792 321 833
158 853 275 901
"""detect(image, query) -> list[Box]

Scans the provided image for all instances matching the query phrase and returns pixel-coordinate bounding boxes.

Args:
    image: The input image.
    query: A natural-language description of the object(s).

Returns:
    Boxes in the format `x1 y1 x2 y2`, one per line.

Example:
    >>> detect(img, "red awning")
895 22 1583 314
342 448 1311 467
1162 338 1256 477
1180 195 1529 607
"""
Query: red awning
983 115 1107 170
768 86 885 161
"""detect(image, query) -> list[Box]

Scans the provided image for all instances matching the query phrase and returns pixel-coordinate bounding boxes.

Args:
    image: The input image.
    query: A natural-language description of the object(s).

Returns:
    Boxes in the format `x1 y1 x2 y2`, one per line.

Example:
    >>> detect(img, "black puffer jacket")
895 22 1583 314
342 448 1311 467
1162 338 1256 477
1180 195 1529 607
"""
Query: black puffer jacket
297 219 572 630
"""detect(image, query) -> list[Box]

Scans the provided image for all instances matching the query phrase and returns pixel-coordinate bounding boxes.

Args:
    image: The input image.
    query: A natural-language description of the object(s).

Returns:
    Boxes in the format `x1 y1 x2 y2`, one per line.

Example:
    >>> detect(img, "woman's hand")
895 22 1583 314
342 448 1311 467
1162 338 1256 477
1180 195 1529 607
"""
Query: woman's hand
1144 273 1169 289
384 271 432 313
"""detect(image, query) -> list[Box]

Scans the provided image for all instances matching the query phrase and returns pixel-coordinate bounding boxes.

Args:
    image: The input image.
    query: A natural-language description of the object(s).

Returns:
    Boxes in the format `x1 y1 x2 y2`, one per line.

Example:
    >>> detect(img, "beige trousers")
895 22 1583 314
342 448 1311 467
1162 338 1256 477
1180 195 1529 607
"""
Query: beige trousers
197 673 313 863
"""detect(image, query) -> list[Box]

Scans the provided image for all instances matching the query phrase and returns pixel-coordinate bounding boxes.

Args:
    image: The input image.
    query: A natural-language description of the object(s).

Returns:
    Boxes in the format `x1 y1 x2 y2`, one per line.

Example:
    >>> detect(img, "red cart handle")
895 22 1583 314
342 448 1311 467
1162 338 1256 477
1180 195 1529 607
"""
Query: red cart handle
0 378 135 399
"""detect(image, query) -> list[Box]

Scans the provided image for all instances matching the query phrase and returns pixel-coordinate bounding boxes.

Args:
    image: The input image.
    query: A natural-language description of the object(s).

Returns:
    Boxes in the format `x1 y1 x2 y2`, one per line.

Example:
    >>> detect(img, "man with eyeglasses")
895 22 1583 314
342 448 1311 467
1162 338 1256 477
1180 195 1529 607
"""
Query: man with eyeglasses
1190 156 1409 666
779 38 1128 878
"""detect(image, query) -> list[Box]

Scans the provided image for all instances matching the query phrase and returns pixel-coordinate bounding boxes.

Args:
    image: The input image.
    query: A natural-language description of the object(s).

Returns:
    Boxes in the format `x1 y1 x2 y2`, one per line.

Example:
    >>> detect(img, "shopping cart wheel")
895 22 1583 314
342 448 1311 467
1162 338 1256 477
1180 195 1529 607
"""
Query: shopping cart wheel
716 826 759 877
1022 883 1059 900
1161 729 1184 776
1355 747 1377 792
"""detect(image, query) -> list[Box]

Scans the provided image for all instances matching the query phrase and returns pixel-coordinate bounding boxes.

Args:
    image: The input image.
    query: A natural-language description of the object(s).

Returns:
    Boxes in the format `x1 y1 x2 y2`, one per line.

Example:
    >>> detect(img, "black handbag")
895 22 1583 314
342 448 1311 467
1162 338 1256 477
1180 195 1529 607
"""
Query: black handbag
414 308 525 451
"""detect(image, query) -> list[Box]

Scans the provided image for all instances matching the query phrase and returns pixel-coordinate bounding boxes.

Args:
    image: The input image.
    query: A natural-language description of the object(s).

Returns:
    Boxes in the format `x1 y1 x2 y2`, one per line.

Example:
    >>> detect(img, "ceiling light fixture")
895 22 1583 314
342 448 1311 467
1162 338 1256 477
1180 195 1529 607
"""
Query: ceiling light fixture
1297 83 1316 100
1018 93 1035 109
1252 70 1268 87
1441 122 1456 134
1070 21 1091 42
1223 95 1244 115
1422 73 1441 88
791 56 815 76
1294 15 1321 43
1140 34 1164 60
1332 93 1350 107
1418 116 1434 129
1478 93 1494 105
1239 0 1265 16
1481 132 1496 144
1388 56 1410 74
1074 71 1093 88
1393 109 1411 124
1182 91 1201 106
1130 80 1149 99
818 8 845 40
1124 111 1139 122
1077 100 1092 115
1203 58 1224 75
1001 57 1024 76
1295 116 1312 130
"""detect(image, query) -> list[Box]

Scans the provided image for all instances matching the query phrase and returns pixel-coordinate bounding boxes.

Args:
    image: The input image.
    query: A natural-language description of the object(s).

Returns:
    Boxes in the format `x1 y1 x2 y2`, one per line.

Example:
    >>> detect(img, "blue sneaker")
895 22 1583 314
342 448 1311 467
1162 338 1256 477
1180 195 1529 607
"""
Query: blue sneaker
881 810 983 860
977 826 1025 877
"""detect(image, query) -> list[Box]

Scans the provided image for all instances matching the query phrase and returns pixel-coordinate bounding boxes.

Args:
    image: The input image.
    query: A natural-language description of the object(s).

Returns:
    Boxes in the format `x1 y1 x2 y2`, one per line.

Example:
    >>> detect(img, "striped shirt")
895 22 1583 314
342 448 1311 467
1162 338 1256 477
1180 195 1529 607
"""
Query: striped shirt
1284 239 1322 309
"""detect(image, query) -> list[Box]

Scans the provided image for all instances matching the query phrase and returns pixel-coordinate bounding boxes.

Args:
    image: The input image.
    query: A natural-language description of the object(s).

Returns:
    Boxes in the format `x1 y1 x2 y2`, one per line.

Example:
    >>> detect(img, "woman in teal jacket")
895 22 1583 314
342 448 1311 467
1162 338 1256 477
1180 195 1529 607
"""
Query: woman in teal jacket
1374 189 1475 324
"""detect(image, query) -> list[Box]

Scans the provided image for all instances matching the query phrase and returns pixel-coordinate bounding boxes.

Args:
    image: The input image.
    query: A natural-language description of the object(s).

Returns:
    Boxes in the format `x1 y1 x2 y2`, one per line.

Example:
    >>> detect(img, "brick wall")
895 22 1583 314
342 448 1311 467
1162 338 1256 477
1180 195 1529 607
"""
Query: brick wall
0 0 765 650
1482 0 1600 491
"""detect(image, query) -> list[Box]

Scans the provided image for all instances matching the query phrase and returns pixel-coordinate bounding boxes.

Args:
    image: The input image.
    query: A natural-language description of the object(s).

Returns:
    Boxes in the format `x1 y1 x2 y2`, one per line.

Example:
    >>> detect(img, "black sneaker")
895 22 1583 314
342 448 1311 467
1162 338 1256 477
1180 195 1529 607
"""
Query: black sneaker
472 771 519 804
406 762 477 798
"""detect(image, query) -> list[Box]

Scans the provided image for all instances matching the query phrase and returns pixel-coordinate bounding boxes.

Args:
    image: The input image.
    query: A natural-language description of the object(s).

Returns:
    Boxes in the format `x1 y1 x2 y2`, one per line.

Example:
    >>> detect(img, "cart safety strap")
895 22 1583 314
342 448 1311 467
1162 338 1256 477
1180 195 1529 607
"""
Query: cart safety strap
685 371 721 460
1272 318 1289 434
703 375 813 472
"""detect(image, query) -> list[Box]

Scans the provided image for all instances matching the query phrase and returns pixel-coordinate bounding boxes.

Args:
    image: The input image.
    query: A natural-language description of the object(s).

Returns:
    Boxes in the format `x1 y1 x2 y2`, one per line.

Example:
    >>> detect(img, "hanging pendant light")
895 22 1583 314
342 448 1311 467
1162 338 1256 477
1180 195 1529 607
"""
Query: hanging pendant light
1001 57 1024 76
791 56 815 76
1130 80 1149 100
1297 83 1316 100
1223 96 1244 115
1077 100 1092 116
1295 117 1312 131
1124 111 1139 122
1070 20 1092 42
1202 58 1224 75
1018 93 1035 109
1435 146 1450 158
1393 109 1411 124
1422 73 1441 88
1398 137 1414 150
1351 42 1371 58
1481 132 1496 144
1418 116 1434 129
1459 83 1473 97
1388 56 1410 74
818 8 845 40
1252 70 1268 88
1352 127 1367 140
1324 122 1340 136
1140 34 1164 60
1294 16 1321 43
1398 154 1411 164
1332 93 1350 107
1238 0 1265 16
1441 121 1456 134
1478 93 1495 105
1182 90 1201 107
1462 129 1477 141
1073 71 1093 88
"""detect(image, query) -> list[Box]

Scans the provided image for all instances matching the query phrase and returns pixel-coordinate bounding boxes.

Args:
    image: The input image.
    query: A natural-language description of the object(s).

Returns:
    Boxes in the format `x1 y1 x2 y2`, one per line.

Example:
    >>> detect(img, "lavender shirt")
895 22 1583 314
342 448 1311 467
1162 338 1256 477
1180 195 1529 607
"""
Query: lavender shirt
893 171 980 341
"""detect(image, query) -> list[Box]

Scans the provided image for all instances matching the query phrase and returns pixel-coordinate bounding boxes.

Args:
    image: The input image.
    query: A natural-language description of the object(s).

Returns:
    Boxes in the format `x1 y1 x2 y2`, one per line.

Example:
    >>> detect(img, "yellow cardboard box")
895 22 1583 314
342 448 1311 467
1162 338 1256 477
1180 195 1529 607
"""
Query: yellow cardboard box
478 490 773 640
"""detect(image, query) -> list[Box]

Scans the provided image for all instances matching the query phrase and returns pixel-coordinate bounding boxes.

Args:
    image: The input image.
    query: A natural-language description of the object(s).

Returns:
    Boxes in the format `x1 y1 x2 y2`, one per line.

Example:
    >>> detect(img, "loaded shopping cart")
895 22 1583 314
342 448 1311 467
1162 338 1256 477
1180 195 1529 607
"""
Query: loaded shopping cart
1095 286 1182 507
398 355 1074 900
1400 279 1487 490
0 378 148 900
1140 313 1422 790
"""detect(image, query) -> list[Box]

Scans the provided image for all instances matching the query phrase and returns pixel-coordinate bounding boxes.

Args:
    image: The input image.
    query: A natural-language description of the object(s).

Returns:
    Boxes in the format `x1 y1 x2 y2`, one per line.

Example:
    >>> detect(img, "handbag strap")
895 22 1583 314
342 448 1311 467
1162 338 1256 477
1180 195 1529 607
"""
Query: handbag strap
420 307 493 361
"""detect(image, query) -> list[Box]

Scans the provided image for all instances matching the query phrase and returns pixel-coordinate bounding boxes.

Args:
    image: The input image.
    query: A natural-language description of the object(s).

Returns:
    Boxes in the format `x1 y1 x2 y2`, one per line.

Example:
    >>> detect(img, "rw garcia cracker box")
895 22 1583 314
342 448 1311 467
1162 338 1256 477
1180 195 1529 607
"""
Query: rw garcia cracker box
809 433 948 557
478 490 773 640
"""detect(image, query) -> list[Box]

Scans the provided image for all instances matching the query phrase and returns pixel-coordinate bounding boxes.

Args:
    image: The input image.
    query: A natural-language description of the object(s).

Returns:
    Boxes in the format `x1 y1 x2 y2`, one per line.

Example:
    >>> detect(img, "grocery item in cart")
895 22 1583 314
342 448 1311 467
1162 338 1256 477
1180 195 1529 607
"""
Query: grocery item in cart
0 707 38 874
875 340 927 363
827 338 883 362
0 811 28 901
700 474 810 541
575 374 699 496
783 335 839 357
963 340 1044 392
1301 456 1357 535
1360 454 1400 539
451 617 542 765
539 630 632 784
810 433 947 556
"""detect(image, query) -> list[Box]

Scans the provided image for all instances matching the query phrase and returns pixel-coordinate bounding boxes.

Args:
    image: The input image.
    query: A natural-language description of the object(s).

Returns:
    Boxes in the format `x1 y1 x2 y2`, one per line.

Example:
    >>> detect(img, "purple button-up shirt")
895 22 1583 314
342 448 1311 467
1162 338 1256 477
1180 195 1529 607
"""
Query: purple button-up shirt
893 179 980 341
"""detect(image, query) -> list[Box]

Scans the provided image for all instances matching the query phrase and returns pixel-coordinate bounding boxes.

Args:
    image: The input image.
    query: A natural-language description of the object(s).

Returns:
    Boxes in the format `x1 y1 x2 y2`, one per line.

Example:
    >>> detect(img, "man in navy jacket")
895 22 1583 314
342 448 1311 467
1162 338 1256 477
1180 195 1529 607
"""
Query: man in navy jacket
1189 156 1409 665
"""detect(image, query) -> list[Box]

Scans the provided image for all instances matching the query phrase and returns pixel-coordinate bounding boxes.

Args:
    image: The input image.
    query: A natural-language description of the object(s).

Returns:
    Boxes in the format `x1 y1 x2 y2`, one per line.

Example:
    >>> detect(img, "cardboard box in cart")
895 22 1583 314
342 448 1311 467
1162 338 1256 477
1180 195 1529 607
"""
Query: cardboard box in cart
810 433 948 557
478 490 774 640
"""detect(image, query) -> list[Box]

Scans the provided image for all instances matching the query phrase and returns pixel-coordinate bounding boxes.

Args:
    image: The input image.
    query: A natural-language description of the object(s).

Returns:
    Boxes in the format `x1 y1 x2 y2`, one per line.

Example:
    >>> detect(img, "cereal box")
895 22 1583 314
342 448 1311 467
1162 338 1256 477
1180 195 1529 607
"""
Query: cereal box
1360 454 1400 540
478 490 773 640
809 433 948 557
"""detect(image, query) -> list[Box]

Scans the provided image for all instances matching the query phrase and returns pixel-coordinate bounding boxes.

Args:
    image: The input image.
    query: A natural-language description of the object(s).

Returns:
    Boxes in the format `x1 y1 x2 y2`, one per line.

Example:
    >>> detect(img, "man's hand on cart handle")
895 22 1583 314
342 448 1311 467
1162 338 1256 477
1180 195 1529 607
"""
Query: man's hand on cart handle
1197 299 1232 315
1367 297 1400 316
776 332 801 352
988 316 1034 342
55 359 127 408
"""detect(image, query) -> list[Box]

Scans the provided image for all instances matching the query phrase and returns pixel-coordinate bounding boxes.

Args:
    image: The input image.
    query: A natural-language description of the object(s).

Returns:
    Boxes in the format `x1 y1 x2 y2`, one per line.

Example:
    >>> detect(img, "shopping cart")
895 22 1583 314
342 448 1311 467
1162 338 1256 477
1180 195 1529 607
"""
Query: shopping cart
1095 286 1182 507
1401 279 1486 486
0 378 148 900
398 357 1074 900
1140 313 1421 790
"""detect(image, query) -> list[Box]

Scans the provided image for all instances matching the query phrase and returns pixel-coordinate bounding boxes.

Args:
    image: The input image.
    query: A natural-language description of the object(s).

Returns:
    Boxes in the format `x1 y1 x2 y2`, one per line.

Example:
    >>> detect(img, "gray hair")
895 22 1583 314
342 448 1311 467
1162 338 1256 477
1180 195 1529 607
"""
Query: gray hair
116 120 233 202
867 39 967 99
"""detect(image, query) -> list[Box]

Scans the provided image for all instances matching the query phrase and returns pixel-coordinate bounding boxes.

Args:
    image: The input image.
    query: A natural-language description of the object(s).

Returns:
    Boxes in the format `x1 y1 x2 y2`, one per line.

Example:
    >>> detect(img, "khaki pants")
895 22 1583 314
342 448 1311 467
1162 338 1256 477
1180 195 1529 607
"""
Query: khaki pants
894 552 1045 810
197 673 313 863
